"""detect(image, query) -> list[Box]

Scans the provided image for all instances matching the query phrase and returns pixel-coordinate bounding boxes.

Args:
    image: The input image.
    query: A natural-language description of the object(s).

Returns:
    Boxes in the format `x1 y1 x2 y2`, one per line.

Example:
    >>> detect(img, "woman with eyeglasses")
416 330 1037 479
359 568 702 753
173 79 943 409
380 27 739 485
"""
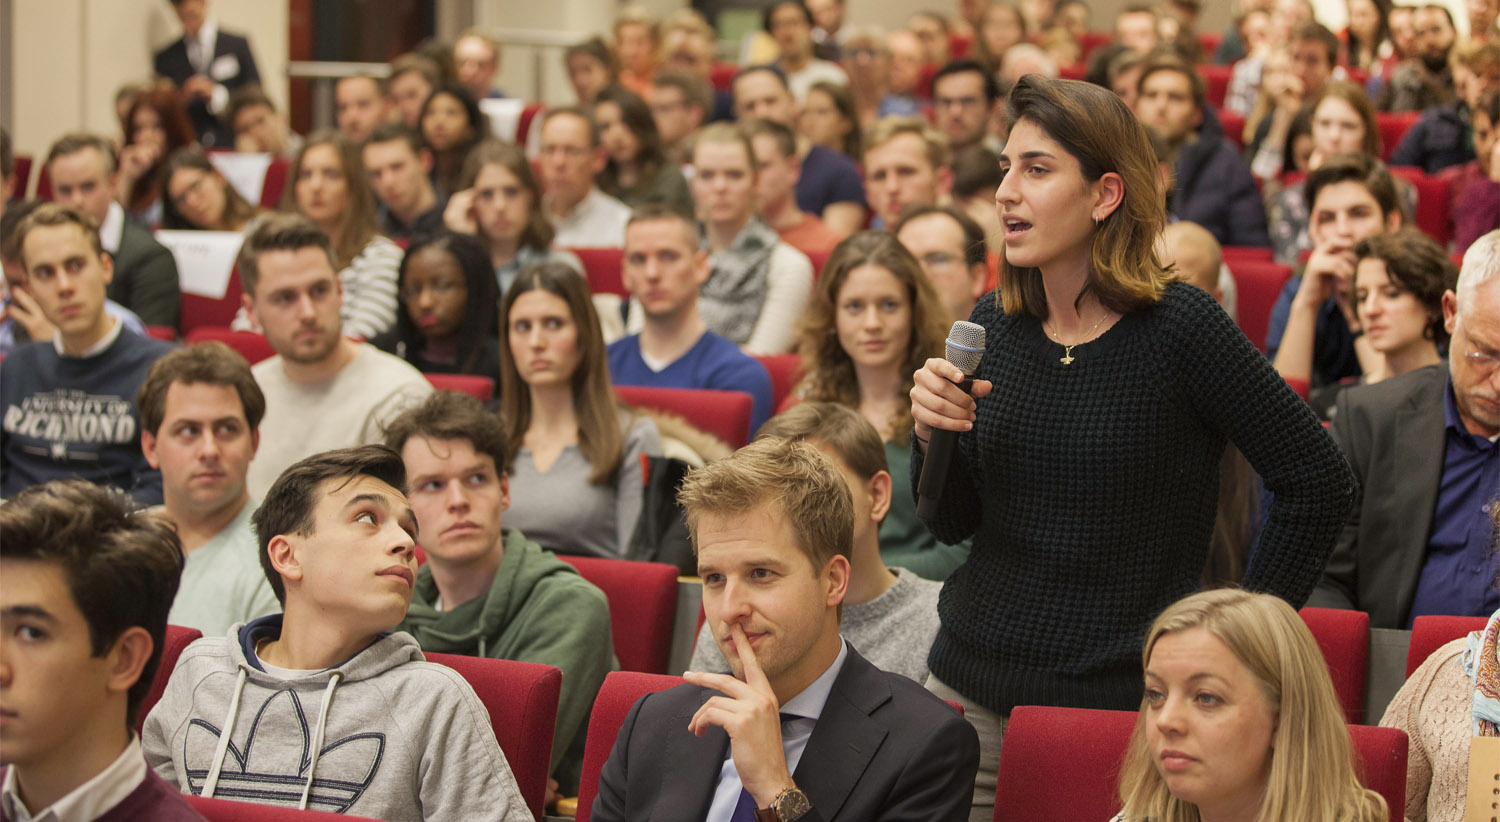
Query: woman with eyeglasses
373 231 500 380
160 147 261 232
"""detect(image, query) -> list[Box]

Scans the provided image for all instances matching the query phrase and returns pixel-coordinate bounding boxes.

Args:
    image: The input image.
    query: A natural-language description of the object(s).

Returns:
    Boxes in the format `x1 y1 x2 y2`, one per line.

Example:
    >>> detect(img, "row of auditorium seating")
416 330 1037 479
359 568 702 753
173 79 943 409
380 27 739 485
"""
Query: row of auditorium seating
139 599 1487 821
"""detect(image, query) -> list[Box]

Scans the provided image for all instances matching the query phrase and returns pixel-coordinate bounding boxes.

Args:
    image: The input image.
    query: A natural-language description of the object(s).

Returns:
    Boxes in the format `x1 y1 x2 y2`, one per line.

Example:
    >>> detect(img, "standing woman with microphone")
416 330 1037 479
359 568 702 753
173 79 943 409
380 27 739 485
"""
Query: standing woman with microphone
909 74 1357 822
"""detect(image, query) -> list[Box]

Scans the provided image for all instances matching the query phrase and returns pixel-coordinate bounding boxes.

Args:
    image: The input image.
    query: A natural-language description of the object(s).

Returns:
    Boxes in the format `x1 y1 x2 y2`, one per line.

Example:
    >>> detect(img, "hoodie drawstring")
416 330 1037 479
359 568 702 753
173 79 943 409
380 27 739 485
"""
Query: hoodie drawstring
298 671 343 811
478 635 487 658
202 667 248 798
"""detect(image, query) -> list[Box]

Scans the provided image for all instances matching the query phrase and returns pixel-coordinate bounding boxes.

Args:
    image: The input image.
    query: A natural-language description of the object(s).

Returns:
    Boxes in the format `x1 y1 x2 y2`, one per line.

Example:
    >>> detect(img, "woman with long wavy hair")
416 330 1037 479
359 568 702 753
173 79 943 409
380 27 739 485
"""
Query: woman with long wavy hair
1115 589 1387 822
795 230 967 580
498 262 662 558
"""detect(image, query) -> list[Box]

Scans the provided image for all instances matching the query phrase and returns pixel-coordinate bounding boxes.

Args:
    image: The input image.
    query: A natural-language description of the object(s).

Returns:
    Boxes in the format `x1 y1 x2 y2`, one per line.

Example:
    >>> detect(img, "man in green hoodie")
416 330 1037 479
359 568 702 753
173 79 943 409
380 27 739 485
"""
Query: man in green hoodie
386 390 616 801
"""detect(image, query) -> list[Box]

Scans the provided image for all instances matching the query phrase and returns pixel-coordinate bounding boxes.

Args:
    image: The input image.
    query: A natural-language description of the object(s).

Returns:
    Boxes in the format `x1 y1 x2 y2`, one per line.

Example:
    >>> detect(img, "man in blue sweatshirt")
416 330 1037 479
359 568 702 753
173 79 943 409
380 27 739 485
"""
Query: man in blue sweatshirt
0 204 172 501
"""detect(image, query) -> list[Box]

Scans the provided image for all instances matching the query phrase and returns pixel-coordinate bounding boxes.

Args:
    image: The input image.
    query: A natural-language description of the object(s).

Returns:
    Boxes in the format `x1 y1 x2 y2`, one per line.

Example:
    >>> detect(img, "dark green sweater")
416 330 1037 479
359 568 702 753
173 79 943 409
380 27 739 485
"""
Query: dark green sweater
914 282 1355 715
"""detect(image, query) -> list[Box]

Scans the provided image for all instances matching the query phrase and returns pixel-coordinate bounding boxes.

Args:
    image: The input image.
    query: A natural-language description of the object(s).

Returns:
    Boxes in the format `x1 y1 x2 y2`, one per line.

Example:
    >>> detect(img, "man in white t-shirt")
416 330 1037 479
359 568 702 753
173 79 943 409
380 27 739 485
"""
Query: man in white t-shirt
238 213 431 499
538 107 631 249
765 0 848 101
139 342 280 636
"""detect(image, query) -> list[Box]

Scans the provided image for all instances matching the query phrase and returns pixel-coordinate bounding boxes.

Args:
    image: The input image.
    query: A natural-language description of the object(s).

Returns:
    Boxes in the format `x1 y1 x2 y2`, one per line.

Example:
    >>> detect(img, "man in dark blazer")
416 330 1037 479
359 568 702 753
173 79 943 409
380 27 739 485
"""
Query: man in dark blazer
1310 231 1500 629
153 0 261 148
591 439 979 822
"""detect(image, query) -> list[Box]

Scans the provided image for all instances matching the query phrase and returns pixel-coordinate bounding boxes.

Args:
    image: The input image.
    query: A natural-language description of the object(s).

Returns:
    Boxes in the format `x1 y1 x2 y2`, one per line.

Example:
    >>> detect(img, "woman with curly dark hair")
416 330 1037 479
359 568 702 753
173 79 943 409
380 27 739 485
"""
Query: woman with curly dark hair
118 84 198 227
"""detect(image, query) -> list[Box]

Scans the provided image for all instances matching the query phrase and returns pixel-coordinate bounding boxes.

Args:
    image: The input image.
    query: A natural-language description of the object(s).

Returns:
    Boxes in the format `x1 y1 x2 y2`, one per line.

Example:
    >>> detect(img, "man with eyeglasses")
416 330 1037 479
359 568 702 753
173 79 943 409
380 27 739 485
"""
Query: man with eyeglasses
1310 229 1500 629
650 70 714 168
893 205 990 327
537 107 631 249
929 60 1002 154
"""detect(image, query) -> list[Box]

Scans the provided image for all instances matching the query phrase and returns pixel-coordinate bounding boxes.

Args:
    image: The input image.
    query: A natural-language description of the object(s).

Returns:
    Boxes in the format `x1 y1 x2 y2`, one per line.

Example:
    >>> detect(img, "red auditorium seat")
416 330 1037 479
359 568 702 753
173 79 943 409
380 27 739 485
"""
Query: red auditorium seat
1058 63 1087 81
36 162 52 201
137 624 203 733
1376 111 1421 162
614 384 754 449
1223 258 1294 352
1221 245 1274 264
258 156 290 209
993 706 1407 822
1198 31 1223 58
422 652 560 821
569 247 627 297
804 247 832 281
145 324 177 342
10 155 31 202
557 555 680 675
1199 64 1232 110
518 102 545 144
1283 376 1310 399
753 353 804 415
1299 607 1370 724
179 265 248 337
1217 108 1246 151
1406 614 1490 678
710 62 739 93
1079 31 1113 63
575 671 686 822
187 795 381 820
1389 166 1453 247
185 328 275 364
424 372 496 401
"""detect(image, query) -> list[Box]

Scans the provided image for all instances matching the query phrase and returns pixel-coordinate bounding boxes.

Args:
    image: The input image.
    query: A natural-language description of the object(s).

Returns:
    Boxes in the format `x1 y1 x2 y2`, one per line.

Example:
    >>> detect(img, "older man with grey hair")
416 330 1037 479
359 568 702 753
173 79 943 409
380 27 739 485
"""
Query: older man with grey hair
1309 229 1500 629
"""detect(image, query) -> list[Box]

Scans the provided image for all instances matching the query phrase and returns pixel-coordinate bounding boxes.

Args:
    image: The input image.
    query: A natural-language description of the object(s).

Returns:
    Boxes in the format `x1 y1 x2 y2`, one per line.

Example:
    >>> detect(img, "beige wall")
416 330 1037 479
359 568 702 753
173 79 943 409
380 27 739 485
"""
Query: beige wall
7 0 286 181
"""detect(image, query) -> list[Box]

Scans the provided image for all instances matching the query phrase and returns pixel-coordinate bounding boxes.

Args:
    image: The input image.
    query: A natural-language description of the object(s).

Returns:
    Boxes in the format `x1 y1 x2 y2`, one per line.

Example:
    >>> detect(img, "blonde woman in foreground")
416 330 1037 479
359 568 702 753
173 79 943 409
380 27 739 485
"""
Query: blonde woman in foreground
1113 589 1387 822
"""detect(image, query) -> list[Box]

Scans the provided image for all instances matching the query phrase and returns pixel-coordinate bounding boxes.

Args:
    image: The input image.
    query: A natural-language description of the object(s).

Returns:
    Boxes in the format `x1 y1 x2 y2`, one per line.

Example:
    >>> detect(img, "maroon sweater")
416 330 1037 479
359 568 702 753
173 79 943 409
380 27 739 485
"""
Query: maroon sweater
1 767 204 822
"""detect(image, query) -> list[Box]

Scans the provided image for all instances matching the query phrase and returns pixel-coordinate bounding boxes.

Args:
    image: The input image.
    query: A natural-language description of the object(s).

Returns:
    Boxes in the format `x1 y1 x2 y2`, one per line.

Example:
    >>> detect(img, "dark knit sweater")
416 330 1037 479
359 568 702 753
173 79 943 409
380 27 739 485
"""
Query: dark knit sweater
913 282 1355 715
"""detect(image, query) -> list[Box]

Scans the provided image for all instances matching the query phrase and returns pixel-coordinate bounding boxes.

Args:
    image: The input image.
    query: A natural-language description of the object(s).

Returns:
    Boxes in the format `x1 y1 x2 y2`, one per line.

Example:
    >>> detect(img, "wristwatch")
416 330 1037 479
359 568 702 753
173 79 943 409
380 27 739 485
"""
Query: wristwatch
753 786 811 822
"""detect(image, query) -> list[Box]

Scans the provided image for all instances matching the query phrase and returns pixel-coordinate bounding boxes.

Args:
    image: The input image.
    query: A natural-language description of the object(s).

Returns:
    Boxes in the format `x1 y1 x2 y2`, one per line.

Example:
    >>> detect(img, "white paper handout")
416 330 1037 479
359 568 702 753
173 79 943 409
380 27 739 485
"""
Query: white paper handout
208 152 273 205
480 98 526 142
156 230 244 299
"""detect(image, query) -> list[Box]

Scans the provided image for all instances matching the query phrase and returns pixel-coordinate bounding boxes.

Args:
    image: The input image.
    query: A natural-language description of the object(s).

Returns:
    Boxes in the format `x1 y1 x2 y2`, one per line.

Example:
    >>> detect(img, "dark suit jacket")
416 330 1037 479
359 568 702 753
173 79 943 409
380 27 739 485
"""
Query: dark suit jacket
153 28 260 147
1308 364 1447 628
590 646 980 822
110 218 181 329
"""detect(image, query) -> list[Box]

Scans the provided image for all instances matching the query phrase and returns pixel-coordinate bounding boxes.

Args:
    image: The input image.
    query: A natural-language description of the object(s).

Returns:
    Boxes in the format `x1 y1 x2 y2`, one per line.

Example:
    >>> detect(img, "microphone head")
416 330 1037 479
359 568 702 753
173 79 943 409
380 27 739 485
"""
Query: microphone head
944 320 985 374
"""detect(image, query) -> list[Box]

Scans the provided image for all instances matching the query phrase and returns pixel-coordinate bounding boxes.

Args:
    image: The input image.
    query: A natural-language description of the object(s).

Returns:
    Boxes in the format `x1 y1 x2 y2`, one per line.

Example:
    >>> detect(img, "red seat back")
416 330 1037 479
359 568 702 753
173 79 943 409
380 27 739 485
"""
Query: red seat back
179 266 248 338
1198 64 1233 109
710 62 739 93
1216 108 1246 151
1221 245 1274 264
424 372 496 401
187 795 381 820
1223 258 1294 352
805 247 832 281
1406 614 1490 678
422 652 562 821
10 155 31 202
752 353 804 417
1390 166 1453 246
185 328 275 364
145 324 178 342
1299 607 1370 724
36 162 52 201
614 385 754 449
569 247 627 297
259 156 291 209
518 102 546 144
575 671 686 822
557 554 679 675
994 706 1407 822
1376 111 1421 162
138 625 203 734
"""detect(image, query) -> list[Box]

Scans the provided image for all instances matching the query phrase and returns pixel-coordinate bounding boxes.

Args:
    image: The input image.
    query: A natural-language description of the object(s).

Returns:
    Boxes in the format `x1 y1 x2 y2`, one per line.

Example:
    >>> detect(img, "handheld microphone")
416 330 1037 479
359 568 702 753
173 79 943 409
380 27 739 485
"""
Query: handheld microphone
916 321 985 520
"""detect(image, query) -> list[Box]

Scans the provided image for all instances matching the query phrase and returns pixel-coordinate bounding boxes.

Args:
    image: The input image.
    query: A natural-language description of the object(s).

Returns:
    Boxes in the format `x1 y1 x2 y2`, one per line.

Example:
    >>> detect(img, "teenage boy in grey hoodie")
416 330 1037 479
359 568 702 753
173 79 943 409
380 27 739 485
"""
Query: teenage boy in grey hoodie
142 444 529 820
386 390 616 802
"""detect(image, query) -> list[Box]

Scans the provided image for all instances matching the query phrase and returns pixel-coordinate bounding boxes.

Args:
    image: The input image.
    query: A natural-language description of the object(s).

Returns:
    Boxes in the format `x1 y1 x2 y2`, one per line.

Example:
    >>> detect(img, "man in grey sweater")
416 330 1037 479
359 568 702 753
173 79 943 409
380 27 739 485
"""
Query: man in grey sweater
688 402 941 684
142 445 529 820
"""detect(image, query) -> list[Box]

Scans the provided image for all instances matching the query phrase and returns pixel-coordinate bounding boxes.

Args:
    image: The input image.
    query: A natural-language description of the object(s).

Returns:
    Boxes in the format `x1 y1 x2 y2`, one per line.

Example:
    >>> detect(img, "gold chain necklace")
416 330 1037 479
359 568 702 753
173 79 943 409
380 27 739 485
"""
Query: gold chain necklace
1045 306 1113 365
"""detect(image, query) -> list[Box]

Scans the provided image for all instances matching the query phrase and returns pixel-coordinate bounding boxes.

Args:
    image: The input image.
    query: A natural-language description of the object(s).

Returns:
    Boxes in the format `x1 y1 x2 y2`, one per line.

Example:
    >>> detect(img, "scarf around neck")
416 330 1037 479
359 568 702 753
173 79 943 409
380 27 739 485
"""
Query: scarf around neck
698 217 780 345
1462 608 1500 736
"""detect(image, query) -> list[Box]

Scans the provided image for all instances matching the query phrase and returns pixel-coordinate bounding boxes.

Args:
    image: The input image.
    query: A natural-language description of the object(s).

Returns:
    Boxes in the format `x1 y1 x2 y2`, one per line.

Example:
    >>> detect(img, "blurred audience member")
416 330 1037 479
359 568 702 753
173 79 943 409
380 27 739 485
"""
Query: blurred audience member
614 5 661 97
1115 3 1160 54
362 123 445 241
373 231 500 379
690 123 814 355
747 118 843 258
1162 220 1237 322
909 10 954 66
1247 24 1339 182
1391 40 1500 174
1378 4 1458 111
119 85 198 228
1223 9 1277 114
225 85 300 158
863 116 953 229
842 26 921 131
161 146 260 232
799 80 862 160
1342 0 1392 72
889 30 928 103
153 0 261 147
807 0 849 57
972 3 1028 75
565 37 620 106
419 84 485 198
335 75 391 145
650 70 713 167
387 53 440 130
537 107 632 249
949 144 1004 246
893 204 990 327
1105 47 1147 109
448 139 584 292
281 130 402 340
454 28 504 100
931 60 1003 153
1451 88 1500 253
594 85 693 213
767 0 849 101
